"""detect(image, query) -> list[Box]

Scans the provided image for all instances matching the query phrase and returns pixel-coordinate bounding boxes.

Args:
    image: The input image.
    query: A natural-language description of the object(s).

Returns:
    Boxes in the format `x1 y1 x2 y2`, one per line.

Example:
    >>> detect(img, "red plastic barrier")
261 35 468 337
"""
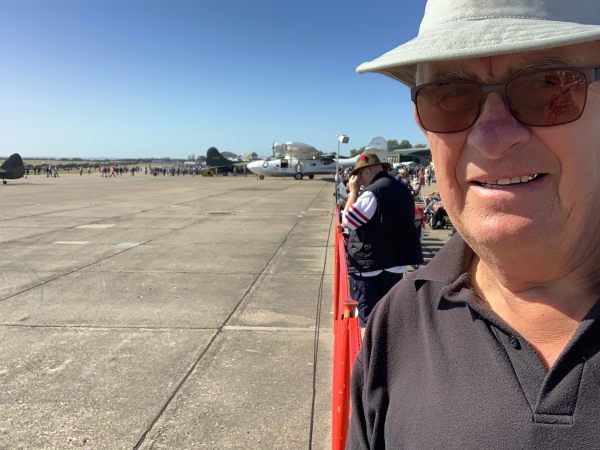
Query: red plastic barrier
332 207 361 450
333 221 341 320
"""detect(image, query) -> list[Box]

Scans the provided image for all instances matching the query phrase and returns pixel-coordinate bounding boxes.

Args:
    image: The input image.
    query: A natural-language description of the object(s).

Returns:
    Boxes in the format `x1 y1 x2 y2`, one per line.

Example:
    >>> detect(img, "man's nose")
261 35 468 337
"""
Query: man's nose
467 92 530 159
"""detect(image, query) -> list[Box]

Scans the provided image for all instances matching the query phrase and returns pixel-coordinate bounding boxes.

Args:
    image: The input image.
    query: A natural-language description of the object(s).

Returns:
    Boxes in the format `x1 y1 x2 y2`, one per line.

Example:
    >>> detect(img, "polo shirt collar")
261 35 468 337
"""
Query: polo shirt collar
412 233 483 315
413 233 600 326
413 233 474 288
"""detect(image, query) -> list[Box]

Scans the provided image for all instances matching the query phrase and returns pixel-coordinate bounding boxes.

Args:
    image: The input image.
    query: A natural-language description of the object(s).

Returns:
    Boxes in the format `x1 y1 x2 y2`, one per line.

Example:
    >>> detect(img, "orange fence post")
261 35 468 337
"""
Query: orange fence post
332 206 361 450
333 218 340 319
332 311 350 450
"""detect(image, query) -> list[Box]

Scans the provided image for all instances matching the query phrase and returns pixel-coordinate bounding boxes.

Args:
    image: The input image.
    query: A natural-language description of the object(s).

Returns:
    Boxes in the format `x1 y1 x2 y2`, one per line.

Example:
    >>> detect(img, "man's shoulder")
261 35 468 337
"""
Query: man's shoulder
367 236 474 334
370 174 412 196
359 271 447 370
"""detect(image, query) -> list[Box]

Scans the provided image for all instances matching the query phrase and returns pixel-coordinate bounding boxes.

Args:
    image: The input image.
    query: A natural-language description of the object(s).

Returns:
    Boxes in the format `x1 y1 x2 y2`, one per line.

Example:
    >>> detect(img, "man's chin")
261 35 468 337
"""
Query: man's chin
460 218 544 252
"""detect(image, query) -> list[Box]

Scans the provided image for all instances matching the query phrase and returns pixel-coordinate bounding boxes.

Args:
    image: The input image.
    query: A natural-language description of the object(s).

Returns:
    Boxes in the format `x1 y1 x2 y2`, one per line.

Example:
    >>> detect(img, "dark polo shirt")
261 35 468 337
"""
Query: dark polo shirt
347 234 600 449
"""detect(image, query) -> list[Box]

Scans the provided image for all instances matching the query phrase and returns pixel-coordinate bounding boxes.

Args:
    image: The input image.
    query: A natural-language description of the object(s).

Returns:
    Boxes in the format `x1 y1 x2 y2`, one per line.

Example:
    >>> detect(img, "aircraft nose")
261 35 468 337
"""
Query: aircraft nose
246 161 260 173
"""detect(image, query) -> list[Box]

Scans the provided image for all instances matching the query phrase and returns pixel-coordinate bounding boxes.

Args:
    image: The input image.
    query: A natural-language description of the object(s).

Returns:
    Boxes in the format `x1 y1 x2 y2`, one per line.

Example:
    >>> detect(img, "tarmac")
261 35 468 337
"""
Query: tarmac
0 172 449 449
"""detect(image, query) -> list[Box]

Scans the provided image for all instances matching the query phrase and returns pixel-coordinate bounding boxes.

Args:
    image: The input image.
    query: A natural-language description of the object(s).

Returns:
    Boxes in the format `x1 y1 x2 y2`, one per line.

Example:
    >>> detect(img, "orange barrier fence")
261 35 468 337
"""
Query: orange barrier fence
332 207 361 450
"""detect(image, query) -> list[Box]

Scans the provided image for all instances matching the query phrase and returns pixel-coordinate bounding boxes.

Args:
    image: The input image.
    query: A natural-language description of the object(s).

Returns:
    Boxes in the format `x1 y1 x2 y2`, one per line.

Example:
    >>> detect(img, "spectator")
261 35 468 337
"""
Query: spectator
342 153 423 334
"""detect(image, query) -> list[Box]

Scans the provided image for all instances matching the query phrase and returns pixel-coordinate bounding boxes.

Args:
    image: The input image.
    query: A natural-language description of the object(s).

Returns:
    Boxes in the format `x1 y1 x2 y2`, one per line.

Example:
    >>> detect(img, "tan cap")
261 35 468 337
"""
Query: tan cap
350 153 391 176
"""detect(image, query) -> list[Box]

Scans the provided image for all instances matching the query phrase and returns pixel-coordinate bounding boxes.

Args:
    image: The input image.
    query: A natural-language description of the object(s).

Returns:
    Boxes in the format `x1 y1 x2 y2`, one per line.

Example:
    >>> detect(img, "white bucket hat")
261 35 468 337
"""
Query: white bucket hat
357 0 600 87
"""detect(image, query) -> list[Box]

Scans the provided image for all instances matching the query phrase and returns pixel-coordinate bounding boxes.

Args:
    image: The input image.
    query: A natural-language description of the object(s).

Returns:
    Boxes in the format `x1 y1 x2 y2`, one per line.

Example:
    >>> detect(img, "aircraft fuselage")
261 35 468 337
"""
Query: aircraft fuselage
247 156 337 180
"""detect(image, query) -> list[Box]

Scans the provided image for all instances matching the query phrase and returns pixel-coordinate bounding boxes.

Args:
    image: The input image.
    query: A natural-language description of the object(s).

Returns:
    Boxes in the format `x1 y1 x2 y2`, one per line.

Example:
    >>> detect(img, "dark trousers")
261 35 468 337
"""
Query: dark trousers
350 271 404 327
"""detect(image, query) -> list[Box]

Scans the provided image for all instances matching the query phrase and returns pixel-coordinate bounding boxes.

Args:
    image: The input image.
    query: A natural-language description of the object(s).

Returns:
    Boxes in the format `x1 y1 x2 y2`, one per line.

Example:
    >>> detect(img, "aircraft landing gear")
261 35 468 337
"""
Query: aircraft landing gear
259 174 265 180
2 180 6 184
294 172 303 180
308 174 314 180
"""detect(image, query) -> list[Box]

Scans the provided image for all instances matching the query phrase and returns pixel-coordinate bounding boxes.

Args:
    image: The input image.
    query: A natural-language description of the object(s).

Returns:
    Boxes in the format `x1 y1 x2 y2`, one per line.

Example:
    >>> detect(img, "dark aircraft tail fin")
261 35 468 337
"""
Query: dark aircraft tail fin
206 147 233 168
1 153 25 180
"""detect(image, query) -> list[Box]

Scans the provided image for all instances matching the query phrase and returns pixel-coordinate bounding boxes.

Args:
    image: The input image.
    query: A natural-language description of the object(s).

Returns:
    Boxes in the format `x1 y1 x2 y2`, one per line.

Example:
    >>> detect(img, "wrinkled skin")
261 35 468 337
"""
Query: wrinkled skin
416 42 600 366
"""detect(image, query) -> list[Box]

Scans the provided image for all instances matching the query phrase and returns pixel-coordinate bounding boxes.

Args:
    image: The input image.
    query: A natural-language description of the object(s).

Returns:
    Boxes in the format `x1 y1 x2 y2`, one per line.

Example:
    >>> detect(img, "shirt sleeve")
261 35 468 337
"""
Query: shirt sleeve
343 191 377 230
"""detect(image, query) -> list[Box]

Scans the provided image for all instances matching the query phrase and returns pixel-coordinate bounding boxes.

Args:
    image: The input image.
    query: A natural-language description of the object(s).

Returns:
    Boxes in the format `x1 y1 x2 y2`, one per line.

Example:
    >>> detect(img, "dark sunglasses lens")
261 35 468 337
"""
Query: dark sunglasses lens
416 82 481 132
507 70 587 126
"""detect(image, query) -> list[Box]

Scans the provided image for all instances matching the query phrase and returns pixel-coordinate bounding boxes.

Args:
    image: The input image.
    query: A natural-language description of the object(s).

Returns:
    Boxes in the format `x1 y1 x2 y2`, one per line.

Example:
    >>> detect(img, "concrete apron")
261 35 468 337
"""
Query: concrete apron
0 174 335 449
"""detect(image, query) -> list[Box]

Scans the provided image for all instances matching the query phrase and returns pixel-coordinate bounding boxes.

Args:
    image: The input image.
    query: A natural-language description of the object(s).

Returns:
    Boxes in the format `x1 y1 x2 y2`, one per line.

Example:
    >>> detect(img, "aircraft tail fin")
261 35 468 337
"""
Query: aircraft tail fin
364 136 388 160
206 147 233 168
1 153 25 179
336 136 389 169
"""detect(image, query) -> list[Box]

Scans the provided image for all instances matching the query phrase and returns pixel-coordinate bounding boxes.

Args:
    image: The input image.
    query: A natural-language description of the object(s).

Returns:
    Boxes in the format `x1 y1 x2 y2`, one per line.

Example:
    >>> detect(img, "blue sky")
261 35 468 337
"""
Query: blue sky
0 0 427 159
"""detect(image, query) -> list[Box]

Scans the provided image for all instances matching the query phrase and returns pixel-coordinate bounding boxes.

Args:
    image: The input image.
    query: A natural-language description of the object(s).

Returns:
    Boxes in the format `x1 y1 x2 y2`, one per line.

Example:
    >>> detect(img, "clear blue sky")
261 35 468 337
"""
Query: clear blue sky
0 0 427 159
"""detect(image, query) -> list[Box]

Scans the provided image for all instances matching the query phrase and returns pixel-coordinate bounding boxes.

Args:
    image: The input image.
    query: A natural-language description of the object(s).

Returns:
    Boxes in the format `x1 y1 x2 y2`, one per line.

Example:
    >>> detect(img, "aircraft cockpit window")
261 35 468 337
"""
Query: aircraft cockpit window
281 160 289 168
320 157 335 165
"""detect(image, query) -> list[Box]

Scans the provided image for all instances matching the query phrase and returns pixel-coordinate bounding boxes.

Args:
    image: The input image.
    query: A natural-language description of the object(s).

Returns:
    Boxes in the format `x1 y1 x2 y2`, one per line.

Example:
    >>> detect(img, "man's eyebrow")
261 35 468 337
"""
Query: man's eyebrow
427 70 471 82
508 57 572 76
425 57 573 83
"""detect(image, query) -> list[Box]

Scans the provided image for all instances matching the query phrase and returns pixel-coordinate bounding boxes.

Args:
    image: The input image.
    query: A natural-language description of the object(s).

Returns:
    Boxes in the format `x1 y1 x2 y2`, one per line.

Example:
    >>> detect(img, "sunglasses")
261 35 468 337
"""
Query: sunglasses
411 67 600 133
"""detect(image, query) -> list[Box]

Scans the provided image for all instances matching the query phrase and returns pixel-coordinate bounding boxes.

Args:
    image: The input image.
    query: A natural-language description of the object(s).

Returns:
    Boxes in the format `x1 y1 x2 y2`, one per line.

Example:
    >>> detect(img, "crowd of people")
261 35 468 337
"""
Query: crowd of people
25 164 204 178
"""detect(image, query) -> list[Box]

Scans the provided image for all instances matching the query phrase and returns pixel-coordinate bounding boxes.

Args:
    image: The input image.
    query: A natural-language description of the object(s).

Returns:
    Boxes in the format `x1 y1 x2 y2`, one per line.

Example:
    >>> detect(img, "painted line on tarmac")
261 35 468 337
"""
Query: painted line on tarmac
76 223 115 229
223 325 315 332
53 241 89 245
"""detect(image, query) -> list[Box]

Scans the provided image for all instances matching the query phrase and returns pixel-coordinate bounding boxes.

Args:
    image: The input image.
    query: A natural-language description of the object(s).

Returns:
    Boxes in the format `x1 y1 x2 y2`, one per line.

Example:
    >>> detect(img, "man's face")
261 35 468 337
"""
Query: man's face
357 167 372 186
416 41 600 279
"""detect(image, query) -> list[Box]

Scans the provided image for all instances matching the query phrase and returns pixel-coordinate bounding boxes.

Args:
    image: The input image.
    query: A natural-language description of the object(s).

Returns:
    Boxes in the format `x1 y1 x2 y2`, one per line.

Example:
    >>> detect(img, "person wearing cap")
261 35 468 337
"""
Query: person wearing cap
342 153 423 333
348 0 600 448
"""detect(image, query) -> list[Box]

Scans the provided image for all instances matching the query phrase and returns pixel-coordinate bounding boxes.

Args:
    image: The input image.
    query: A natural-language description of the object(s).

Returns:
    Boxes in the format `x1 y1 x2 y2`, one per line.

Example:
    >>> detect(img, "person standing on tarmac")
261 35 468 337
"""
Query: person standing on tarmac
342 153 423 334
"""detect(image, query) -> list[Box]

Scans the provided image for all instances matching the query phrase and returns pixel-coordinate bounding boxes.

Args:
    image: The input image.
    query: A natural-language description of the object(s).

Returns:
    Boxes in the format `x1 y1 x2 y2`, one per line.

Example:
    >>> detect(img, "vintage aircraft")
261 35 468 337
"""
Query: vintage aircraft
247 154 337 180
246 141 338 180
201 147 248 176
1 153 25 184
247 137 389 180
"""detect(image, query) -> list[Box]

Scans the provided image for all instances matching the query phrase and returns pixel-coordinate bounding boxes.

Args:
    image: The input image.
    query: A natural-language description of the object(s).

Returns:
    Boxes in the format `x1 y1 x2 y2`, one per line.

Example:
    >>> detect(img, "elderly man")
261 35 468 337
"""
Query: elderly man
342 154 422 332
347 0 600 448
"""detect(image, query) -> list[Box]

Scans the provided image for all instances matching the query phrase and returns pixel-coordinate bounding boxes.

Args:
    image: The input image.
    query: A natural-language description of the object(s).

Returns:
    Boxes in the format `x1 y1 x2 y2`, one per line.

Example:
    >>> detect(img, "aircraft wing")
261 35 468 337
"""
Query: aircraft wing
273 142 320 159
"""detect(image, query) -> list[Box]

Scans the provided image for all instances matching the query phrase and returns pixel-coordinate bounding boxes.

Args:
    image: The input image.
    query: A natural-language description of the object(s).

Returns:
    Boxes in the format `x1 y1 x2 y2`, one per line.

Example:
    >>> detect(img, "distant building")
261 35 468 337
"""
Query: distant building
388 147 432 165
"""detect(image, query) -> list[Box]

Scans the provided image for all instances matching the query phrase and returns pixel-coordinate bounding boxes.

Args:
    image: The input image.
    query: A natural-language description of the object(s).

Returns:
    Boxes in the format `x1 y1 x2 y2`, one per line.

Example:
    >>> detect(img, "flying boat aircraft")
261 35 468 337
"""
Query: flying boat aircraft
247 137 389 180
247 154 337 180
0 153 25 184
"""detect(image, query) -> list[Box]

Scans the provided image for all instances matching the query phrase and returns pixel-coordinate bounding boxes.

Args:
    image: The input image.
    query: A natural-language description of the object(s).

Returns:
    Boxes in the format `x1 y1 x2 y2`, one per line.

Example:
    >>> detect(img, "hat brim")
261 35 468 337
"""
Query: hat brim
350 161 392 176
357 18 600 87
